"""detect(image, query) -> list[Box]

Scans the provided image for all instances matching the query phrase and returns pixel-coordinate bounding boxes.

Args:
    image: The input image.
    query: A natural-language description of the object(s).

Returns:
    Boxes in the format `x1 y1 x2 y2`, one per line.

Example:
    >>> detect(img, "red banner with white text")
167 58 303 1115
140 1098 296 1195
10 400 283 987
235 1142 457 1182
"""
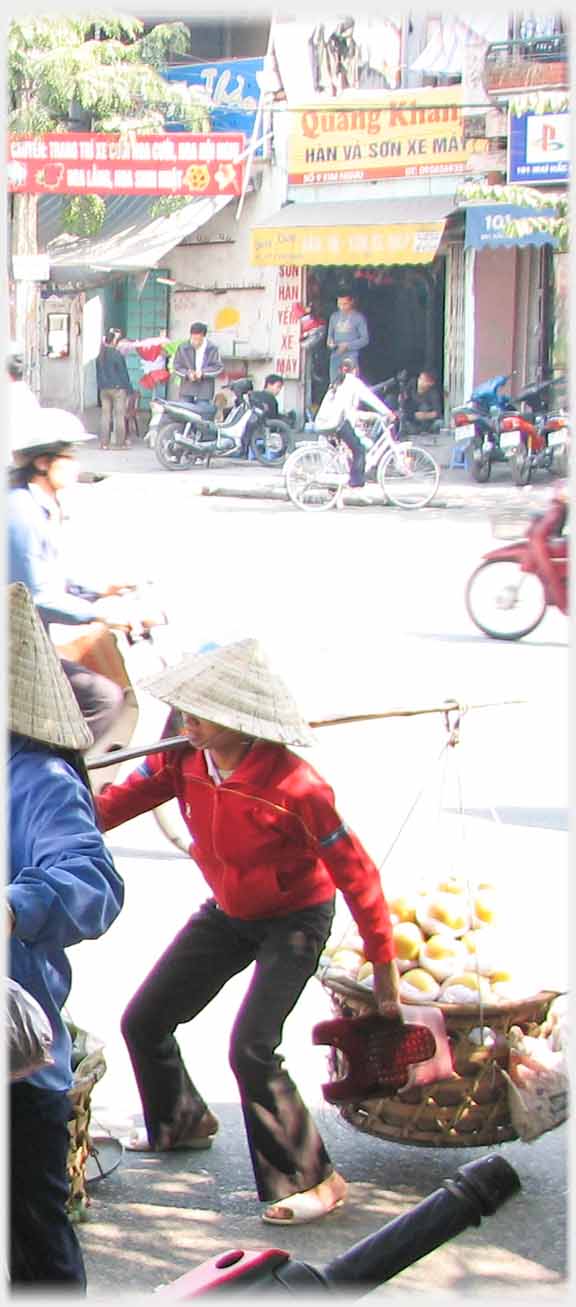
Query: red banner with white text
7 132 246 196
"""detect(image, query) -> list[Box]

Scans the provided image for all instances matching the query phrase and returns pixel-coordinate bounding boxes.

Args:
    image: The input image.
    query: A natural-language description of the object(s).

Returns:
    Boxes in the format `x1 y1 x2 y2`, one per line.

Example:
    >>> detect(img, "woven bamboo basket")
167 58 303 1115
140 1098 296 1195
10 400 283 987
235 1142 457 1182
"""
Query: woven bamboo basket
320 976 558 1148
66 1046 107 1221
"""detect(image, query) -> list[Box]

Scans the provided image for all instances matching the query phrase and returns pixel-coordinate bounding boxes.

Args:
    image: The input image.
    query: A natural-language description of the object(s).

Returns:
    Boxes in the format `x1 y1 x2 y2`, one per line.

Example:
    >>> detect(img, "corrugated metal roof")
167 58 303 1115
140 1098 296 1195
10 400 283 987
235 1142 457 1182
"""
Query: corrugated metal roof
37 196 155 248
35 194 233 287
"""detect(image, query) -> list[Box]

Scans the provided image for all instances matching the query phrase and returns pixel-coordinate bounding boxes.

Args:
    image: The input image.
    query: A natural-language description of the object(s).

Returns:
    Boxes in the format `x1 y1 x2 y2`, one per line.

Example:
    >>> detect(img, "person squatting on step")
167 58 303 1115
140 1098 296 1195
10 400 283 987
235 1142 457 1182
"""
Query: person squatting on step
95 639 401 1227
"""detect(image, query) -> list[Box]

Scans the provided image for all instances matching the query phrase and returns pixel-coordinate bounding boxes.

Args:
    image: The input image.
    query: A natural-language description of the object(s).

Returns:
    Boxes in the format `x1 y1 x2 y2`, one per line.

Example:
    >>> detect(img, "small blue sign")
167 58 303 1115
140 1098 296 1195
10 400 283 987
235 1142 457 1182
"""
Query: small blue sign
508 109 569 184
465 204 557 249
163 57 263 152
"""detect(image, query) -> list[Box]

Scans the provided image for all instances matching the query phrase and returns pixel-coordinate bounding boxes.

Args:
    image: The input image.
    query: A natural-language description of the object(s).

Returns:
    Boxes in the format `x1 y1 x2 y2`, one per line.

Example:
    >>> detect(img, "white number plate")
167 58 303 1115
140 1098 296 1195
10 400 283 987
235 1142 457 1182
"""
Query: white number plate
454 423 475 441
499 431 520 452
548 427 568 448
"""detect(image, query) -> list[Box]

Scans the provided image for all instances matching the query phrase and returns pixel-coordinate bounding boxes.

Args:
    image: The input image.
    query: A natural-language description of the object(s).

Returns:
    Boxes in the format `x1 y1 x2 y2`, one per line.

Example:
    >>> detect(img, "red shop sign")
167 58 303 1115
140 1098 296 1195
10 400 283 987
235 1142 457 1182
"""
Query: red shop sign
7 132 246 196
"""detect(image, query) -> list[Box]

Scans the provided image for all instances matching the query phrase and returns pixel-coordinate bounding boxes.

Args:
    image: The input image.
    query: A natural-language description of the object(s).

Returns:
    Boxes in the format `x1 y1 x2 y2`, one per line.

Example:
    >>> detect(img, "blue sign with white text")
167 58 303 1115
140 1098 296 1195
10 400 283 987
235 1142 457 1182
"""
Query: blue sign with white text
508 110 569 184
163 57 263 152
465 205 557 249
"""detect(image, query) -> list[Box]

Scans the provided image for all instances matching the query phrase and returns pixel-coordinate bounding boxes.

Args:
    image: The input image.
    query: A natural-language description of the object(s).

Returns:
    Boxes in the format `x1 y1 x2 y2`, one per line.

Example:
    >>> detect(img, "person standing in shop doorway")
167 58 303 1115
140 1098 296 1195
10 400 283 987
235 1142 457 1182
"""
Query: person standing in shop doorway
326 293 369 382
96 329 133 449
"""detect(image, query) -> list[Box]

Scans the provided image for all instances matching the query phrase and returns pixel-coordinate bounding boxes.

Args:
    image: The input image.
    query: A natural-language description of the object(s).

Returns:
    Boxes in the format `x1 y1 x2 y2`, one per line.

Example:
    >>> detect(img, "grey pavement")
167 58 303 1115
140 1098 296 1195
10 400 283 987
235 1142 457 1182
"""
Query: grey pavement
62 427 568 1303
75 414 556 517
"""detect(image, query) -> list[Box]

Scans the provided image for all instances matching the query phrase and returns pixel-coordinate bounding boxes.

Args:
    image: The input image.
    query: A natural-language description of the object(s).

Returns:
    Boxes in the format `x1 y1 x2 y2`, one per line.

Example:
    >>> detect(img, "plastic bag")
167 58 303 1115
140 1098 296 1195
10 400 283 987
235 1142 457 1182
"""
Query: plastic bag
8 979 53 1081
502 1021 569 1142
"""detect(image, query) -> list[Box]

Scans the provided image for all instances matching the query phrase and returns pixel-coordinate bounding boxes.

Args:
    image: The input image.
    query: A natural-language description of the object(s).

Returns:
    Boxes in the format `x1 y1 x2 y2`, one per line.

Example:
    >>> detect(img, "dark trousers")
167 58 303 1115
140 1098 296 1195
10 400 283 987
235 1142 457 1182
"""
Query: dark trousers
338 419 366 487
10 1082 86 1291
62 657 124 746
121 897 335 1203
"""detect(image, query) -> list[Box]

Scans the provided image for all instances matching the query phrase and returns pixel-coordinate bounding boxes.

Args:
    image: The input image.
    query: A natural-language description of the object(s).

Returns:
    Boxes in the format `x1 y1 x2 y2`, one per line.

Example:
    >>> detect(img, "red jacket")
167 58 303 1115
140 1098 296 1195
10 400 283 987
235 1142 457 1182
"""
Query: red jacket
95 741 396 965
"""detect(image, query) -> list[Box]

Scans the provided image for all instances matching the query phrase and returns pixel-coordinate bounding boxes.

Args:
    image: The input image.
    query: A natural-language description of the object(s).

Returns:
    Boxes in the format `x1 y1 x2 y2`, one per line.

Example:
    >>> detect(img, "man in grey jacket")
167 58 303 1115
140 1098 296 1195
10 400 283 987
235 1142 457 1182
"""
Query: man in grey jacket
173 322 224 402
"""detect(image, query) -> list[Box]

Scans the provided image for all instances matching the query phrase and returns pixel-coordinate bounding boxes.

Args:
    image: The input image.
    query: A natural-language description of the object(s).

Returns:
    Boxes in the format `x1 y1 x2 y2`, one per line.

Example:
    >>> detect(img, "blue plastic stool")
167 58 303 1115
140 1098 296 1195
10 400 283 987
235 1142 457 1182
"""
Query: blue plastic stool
449 438 471 470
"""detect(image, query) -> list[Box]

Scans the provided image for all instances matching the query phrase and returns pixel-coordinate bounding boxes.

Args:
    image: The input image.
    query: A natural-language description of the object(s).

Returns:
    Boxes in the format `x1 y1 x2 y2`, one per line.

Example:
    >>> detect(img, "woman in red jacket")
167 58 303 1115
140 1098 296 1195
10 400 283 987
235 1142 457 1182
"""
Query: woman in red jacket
96 639 400 1225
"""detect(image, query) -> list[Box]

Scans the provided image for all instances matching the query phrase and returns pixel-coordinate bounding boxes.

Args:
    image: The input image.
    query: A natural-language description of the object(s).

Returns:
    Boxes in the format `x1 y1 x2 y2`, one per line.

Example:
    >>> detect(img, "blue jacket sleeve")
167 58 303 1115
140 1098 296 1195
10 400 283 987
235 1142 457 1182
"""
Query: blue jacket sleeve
8 496 100 625
8 756 124 948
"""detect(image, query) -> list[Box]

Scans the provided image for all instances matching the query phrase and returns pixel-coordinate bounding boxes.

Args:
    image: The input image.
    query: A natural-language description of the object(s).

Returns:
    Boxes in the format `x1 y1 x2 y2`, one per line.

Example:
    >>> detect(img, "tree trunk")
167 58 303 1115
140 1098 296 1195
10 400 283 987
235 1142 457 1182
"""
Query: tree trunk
12 193 42 394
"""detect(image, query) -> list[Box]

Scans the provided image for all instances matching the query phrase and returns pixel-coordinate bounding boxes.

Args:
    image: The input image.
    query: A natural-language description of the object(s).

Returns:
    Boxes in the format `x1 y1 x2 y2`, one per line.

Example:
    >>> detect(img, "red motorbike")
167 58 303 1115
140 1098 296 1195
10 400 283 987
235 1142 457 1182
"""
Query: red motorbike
465 488 569 640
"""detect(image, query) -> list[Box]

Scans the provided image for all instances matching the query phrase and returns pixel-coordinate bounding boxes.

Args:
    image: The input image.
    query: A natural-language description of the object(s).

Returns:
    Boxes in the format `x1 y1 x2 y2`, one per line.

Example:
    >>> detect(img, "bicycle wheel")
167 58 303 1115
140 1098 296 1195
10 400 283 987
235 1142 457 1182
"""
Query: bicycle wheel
285 444 345 512
465 559 547 640
377 444 439 508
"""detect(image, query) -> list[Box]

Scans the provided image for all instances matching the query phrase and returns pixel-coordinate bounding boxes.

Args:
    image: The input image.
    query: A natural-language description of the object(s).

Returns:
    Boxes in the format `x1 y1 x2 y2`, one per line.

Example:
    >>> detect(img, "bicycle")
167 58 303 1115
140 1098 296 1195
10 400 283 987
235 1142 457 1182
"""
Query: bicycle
284 412 440 512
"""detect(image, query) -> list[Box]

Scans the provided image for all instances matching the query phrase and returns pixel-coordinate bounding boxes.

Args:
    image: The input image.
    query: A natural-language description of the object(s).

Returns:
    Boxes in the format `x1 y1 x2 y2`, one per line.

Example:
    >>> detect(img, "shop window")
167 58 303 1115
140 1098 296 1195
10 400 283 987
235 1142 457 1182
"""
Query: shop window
46 312 71 359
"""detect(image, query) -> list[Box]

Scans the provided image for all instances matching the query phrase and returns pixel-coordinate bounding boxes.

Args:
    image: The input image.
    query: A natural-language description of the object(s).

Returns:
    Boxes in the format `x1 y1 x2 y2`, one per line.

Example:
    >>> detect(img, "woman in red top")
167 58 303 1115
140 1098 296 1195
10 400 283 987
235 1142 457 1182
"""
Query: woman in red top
96 639 400 1225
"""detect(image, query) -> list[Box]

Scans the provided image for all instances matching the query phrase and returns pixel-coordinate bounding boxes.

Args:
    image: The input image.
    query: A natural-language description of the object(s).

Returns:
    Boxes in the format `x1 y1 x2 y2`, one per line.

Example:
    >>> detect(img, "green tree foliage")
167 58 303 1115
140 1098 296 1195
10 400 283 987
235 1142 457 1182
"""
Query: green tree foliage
9 14 210 236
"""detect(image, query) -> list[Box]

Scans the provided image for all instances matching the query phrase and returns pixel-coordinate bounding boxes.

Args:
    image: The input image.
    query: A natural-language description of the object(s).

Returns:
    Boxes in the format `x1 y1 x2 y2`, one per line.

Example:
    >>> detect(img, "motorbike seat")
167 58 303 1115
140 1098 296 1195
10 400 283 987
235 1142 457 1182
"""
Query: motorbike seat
159 398 217 420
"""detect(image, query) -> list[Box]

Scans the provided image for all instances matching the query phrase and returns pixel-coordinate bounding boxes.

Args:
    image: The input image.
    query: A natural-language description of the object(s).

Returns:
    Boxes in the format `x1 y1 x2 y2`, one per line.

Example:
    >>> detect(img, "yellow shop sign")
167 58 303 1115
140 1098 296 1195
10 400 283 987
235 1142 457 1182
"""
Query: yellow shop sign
250 222 446 268
286 87 467 184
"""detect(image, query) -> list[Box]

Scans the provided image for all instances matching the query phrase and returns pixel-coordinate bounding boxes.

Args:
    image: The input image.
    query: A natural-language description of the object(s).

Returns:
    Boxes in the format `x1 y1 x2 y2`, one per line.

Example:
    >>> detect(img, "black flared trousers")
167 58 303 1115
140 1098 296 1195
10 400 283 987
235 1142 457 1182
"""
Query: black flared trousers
121 896 335 1202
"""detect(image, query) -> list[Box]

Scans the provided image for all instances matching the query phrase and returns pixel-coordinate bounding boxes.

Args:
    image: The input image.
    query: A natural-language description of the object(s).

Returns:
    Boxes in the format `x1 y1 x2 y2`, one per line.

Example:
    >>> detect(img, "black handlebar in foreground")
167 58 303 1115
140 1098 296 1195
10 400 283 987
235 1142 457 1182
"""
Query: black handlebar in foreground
156 1155 520 1298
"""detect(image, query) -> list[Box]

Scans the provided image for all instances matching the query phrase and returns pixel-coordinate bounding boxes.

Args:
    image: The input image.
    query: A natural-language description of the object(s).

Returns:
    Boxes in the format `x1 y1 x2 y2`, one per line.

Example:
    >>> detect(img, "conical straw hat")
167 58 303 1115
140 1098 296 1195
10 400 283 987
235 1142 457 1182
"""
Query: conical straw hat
9 583 93 751
139 639 315 747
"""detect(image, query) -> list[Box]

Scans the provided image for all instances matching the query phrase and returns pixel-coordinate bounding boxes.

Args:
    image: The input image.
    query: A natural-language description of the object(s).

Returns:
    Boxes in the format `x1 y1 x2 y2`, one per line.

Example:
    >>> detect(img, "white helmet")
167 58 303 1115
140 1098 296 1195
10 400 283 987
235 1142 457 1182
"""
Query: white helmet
11 408 96 461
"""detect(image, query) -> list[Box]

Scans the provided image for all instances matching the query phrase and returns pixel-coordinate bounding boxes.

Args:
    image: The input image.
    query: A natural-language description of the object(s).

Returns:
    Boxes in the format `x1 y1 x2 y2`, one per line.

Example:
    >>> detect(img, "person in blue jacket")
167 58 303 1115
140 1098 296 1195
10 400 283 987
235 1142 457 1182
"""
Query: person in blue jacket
8 407 131 744
7 582 125 1290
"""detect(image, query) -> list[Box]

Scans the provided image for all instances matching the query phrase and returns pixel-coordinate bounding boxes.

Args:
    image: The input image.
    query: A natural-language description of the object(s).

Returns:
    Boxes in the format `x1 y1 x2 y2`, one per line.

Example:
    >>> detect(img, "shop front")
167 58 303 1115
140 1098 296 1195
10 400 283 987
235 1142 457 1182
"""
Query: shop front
251 195 457 415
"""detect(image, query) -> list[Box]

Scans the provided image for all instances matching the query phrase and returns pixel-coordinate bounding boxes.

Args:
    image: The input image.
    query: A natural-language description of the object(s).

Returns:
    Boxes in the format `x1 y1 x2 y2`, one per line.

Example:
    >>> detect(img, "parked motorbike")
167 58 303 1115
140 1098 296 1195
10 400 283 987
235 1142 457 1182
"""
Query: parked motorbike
156 1154 520 1297
497 376 569 485
465 487 568 640
452 374 516 483
148 377 290 470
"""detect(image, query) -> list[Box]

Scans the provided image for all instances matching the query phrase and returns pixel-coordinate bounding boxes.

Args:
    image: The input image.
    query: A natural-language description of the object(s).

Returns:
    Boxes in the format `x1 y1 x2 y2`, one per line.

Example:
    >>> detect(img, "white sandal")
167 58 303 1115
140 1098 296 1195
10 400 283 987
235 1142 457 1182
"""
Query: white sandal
262 1174 347 1225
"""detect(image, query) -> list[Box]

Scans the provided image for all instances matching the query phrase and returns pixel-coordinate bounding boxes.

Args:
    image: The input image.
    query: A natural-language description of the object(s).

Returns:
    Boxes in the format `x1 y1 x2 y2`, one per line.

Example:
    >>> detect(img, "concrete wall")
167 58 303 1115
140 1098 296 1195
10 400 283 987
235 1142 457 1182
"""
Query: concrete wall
163 168 302 411
473 247 518 387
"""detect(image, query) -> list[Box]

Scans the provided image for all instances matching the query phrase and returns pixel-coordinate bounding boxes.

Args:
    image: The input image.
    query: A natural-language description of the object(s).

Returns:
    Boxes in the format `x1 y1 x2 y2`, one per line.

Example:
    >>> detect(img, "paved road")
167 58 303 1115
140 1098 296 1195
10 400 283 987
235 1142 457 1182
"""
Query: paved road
59 448 569 1302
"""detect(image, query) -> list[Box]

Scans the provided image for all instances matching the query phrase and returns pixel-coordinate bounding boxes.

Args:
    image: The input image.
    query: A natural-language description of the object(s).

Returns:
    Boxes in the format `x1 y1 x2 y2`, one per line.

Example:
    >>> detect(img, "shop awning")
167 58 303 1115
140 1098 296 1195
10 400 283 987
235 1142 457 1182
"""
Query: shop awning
463 203 558 249
45 194 233 286
250 196 455 267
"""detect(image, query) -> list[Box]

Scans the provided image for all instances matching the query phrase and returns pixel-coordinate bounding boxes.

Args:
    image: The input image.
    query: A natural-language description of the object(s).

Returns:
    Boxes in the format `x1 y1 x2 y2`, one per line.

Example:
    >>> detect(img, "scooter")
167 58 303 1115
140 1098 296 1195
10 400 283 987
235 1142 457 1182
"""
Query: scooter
465 487 568 640
452 375 516 483
156 1154 520 1297
149 377 290 471
497 376 569 484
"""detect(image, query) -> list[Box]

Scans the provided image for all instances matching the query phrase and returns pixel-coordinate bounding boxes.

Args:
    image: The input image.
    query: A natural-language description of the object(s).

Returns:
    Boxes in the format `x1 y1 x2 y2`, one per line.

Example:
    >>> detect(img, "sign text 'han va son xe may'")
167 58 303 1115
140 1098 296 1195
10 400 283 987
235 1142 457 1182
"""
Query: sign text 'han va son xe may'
287 88 470 184
7 132 246 196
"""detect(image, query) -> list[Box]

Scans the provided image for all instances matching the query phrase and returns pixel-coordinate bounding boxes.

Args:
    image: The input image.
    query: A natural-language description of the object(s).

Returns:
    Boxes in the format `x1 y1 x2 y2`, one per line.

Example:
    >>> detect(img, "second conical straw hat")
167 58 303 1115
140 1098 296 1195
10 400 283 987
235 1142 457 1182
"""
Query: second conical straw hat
139 638 315 747
8 582 94 751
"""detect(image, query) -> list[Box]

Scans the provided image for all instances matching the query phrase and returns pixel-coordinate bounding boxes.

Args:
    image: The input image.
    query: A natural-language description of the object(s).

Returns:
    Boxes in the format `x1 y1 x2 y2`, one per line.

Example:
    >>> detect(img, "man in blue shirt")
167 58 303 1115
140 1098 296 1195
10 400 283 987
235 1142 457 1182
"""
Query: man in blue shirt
8 408 129 744
8 582 124 1288
326 293 369 382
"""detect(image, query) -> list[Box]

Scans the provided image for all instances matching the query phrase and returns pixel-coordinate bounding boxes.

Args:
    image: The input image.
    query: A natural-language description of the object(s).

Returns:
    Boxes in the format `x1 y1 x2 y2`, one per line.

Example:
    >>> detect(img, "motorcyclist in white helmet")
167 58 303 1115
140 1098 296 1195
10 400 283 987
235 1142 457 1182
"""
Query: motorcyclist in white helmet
8 408 132 745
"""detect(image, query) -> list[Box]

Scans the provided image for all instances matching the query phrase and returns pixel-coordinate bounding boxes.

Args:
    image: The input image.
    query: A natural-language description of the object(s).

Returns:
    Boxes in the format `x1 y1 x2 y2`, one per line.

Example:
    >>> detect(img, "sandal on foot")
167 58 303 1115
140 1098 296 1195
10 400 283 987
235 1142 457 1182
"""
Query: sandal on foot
124 1113 219 1153
262 1177 347 1226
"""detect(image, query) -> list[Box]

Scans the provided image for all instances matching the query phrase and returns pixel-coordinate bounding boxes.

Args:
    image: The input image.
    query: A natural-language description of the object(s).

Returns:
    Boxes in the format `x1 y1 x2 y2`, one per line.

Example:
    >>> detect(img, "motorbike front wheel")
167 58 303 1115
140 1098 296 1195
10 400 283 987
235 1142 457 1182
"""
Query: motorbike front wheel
285 443 344 512
465 559 547 640
249 420 291 465
511 450 532 486
377 445 439 509
155 423 208 471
